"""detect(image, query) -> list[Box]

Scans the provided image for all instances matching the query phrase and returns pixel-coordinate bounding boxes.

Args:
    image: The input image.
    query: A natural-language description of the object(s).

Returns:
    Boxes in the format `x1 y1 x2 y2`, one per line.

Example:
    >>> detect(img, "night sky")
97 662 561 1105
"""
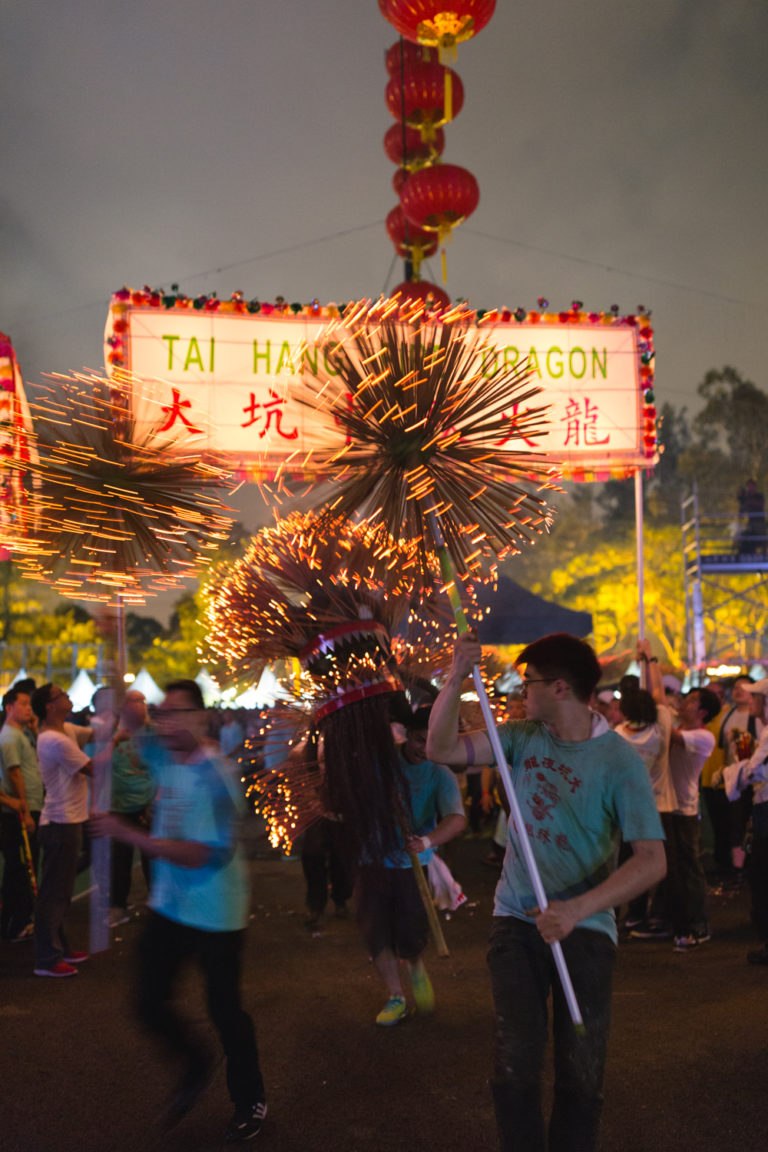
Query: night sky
2 0 766 547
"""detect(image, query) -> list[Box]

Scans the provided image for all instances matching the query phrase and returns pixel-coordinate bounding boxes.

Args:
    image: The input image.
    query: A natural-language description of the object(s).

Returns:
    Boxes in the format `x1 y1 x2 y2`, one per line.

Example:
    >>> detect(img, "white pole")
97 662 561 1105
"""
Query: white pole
635 469 645 642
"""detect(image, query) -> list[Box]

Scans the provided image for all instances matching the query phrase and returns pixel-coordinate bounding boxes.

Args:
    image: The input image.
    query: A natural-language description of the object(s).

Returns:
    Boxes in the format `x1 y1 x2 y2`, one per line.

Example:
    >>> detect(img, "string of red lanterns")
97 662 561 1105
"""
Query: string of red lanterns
379 1 496 301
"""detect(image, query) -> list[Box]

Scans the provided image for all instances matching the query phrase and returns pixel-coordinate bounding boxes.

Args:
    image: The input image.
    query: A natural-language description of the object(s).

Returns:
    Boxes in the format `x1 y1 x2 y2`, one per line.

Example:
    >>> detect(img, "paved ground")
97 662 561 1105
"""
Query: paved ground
2 827 766 1152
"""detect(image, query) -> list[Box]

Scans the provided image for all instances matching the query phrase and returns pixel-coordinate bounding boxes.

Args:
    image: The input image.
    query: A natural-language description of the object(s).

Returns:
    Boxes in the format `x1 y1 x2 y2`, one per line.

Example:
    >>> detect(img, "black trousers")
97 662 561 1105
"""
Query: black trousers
487 917 616 1152
0 810 37 939
137 910 265 1108
34 821 82 968
301 818 352 917
110 809 151 909
663 813 709 936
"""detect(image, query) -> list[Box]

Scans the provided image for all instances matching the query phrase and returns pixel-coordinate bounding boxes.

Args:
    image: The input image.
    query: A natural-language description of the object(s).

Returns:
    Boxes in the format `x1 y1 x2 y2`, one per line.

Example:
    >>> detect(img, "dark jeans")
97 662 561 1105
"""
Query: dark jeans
487 916 616 1152
748 803 768 941
664 813 709 936
0 810 38 939
702 787 735 877
34 821 82 968
111 809 151 909
137 910 265 1108
300 818 352 917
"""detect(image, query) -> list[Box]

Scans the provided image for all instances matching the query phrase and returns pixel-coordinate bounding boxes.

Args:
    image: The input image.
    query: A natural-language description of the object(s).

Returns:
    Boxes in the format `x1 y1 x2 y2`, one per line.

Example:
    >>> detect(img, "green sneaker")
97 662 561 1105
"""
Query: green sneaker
375 995 408 1026
410 967 435 1014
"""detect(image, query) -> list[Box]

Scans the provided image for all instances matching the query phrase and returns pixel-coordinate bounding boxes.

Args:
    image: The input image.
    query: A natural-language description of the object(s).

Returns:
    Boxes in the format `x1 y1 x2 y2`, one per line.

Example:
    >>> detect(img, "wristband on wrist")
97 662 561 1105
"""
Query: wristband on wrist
421 835 432 850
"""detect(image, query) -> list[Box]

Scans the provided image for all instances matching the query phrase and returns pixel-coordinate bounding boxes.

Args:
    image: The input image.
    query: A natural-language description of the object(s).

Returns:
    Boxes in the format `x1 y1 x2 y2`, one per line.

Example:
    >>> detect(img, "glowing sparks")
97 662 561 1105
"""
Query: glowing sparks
204 510 441 693
1 370 233 603
291 297 557 589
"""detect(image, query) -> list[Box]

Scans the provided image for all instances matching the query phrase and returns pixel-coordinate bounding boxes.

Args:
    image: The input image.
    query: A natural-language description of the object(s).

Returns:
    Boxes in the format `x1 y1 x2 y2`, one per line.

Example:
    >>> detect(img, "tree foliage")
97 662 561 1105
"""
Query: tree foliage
0 561 100 680
679 367 768 512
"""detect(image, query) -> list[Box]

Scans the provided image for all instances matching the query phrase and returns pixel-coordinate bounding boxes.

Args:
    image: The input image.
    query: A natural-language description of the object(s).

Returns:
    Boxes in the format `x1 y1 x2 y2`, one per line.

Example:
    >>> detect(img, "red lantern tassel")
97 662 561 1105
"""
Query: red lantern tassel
444 70 453 123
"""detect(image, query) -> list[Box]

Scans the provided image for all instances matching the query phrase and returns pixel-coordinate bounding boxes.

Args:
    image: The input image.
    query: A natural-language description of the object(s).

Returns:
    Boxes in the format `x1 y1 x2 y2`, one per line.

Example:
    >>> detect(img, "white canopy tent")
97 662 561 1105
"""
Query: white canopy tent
194 668 221 707
131 667 164 705
68 668 97 711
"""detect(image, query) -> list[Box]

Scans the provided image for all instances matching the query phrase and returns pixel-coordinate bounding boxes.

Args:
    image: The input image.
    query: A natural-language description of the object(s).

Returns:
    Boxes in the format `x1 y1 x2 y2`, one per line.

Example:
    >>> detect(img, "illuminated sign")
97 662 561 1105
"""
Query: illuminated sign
105 291 656 479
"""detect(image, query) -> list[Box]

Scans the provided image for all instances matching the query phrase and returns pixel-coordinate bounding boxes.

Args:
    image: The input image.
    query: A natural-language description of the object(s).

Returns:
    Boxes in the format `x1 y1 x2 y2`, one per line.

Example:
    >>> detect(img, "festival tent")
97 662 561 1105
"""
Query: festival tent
131 667 164 705
234 685 262 709
253 665 293 708
68 668 97 711
194 669 221 707
474 577 593 645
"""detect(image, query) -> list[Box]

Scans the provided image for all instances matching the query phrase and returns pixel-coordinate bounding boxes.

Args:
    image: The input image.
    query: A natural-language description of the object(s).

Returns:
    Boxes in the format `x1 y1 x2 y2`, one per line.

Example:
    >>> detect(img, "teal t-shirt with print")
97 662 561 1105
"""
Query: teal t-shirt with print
148 748 249 932
493 721 663 943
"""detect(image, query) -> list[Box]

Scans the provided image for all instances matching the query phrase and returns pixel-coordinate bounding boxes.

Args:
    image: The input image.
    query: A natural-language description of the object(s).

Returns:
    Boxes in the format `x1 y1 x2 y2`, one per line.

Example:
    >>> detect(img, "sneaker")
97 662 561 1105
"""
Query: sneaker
34 960 78 977
62 950 89 964
225 1101 267 1143
375 995 408 1026
673 932 710 952
410 967 435 1014
629 921 671 939
106 908 131 928
622 917 643 932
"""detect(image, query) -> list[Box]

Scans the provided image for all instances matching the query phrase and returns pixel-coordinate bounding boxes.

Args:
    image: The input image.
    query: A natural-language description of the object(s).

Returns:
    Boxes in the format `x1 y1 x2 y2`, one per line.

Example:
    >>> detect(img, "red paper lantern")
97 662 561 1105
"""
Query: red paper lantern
386 205 438 275
391 278 451 310
385 39 439 75
385 61 464 140
384 123 444 171
400 163 479 238
379 0 496 60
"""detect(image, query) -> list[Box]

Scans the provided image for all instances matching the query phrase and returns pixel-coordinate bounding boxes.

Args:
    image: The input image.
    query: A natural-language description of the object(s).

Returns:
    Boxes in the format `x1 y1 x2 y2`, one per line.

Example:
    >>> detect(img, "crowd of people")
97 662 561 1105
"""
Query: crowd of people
1 637 767 1151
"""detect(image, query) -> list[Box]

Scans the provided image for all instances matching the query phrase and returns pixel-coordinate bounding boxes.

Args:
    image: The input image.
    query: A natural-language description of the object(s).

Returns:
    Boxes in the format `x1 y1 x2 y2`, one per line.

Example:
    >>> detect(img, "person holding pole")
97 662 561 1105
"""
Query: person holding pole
427 631 666 1152
356 704 467 1026
0 687 42 942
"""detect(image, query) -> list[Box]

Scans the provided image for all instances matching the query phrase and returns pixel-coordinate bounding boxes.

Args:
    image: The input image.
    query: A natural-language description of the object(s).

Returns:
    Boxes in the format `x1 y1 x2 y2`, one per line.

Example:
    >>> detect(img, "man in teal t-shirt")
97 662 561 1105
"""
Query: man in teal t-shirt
91 680 267 1144
428 632 666 1152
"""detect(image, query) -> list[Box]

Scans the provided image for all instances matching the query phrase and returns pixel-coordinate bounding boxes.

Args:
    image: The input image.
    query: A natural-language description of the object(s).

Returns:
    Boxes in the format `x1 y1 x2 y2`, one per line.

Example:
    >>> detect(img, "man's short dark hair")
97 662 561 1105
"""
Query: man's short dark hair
3 685 31 711
690 686 721 726
14 678 36 696
619 688 658 726
31 683 56 722
164 679 205 711
404 705 432 731
515 633 602 703
619 673 640 696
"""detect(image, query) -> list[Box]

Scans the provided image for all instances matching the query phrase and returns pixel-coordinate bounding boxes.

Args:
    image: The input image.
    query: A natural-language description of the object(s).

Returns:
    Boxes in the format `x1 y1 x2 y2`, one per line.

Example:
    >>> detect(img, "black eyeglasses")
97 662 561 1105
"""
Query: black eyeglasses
520 678 554 693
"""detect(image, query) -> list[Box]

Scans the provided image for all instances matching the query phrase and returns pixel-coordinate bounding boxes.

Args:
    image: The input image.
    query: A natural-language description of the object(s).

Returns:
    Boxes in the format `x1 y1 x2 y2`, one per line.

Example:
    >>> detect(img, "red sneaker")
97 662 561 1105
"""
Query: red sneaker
62 951 89 964
34 961 78 978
